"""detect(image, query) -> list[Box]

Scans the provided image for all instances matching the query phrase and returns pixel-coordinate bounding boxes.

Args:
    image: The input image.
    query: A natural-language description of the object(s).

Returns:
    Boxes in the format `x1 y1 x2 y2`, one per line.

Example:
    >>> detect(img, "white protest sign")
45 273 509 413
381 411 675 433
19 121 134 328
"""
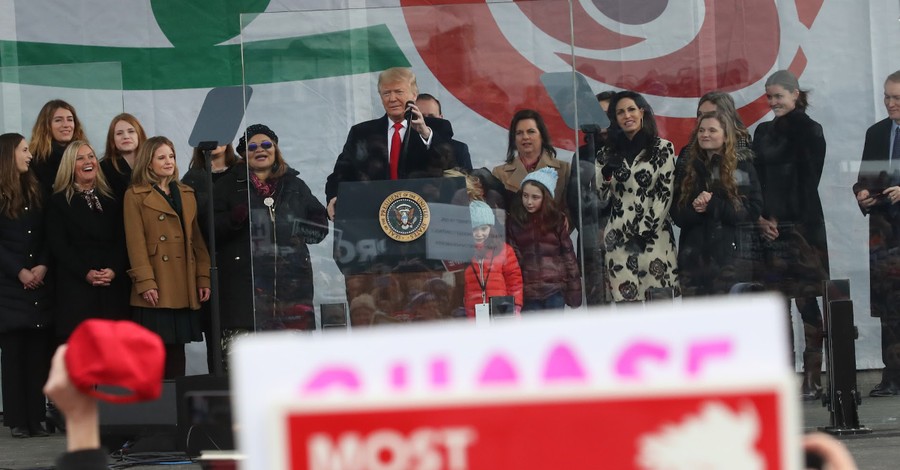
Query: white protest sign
232 294 796 469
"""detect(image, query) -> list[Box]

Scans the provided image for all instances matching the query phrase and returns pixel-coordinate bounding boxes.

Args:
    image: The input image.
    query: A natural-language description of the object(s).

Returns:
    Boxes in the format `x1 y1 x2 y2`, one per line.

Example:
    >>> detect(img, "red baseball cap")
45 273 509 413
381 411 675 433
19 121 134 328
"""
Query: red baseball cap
65 319 165 404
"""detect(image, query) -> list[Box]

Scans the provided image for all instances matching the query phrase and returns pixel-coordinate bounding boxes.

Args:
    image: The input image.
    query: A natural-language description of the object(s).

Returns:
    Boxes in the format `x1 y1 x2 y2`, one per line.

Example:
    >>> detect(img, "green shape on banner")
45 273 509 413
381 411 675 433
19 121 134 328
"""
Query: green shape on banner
150 0 271 48
0 62 123 90
0 25 408 90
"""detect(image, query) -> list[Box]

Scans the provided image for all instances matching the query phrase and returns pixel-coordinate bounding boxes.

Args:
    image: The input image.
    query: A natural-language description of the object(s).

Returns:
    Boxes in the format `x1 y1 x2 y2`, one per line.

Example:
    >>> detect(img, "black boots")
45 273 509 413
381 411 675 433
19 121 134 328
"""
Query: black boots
801 322 824 401
45 401 66 433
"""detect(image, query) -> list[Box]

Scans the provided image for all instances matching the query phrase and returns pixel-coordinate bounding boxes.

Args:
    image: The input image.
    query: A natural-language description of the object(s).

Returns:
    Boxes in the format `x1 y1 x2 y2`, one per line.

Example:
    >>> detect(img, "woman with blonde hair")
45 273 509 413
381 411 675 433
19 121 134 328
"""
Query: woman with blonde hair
100 113 147 200
0 132 53 437
671 111 762 296
123 136 211 378
47 141 131 341
30 99 87 190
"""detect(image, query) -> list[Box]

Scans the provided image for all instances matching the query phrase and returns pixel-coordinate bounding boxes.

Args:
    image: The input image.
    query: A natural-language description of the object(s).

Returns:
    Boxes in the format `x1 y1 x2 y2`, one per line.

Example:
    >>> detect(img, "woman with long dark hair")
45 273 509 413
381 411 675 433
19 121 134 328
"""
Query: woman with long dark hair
492 109 571 215
100 113 147 201
182 143 239 370
595 91 680 302
752 70 829 399
29 100 87 190
182 144 239 240
0 133 53 437
672 111 763 295
123 136 211 378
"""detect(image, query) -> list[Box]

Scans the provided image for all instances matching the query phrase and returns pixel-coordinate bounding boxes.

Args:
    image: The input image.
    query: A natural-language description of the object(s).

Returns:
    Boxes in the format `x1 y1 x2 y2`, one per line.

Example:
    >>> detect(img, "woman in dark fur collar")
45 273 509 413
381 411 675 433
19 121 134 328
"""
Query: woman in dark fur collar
752 69 829 400
595 91 680 302
672 111 763 296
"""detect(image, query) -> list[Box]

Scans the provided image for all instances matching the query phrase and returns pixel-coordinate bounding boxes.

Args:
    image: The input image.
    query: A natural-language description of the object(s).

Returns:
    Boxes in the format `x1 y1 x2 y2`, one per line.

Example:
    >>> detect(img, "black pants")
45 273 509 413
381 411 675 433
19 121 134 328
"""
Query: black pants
879 317 900 384
0 329 51 428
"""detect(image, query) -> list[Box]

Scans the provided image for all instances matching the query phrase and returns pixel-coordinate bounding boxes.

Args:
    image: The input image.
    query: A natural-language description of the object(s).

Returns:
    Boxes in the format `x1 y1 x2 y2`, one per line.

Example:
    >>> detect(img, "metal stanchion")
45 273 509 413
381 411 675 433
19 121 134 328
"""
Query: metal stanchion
821 279 871 435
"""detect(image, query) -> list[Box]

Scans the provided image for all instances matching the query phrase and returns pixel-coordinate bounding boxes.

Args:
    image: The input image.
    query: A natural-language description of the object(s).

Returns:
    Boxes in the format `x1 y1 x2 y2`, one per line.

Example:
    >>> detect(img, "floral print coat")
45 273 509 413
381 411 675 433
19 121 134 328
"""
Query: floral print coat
595 137 680 301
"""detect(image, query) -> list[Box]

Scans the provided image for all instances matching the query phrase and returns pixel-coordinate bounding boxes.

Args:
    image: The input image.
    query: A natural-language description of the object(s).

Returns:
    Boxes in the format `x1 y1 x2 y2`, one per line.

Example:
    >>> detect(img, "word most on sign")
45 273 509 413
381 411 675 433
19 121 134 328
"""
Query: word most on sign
272 382 796 470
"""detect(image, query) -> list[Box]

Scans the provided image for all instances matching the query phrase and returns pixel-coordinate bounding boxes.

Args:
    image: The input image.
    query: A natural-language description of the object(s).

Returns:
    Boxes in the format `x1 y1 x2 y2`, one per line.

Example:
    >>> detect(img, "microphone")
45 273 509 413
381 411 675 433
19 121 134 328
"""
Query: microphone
403 100 415 126
399 101 416 164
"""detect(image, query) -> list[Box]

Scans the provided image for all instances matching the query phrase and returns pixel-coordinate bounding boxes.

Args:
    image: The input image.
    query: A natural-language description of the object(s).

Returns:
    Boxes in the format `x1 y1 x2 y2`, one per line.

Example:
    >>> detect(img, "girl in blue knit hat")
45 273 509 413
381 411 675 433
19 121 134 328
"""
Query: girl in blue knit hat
463 201 523 319
506 168 582 312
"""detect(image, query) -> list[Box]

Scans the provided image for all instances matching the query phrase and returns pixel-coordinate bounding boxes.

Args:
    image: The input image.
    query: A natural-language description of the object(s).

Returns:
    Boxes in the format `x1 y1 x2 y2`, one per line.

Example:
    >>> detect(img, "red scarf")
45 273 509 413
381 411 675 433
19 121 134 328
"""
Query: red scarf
249 172 277 197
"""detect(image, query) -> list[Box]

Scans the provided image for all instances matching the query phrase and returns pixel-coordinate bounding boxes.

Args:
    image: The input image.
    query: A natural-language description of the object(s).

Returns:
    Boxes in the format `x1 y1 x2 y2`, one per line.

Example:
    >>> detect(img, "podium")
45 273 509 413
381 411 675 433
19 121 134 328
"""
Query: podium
333 177 470 322
334 177 469 275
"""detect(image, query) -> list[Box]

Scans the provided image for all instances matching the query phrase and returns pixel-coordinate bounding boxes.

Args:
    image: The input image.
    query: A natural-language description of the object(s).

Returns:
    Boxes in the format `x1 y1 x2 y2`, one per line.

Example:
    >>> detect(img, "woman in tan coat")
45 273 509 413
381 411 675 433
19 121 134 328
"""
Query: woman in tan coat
492 109 571 215
124 136 210 378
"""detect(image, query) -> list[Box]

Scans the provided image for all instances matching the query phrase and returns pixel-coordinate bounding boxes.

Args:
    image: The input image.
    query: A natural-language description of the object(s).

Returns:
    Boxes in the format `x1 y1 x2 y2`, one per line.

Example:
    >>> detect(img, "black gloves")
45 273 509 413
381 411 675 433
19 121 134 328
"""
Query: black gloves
601 152 624 180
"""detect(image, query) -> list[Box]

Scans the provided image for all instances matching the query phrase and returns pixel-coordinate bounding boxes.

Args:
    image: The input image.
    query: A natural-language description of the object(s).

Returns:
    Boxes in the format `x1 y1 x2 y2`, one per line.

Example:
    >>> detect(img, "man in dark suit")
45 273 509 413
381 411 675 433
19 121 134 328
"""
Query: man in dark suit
854 70 900 397
416 93 473 171
325 68 453 220
325 68 458 324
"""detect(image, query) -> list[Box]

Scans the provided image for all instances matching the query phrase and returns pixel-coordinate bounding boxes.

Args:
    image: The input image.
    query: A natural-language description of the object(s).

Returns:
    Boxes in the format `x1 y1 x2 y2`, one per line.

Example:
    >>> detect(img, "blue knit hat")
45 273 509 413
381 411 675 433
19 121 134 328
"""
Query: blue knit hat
469 200 495 228
520 167 558 198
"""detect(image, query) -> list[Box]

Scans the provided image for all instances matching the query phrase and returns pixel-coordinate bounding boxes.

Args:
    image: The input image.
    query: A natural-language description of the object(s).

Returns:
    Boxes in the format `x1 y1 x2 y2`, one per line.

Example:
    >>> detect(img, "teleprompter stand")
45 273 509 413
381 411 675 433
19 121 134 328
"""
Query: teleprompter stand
540 71 610 306
187 86 252 376
820 279 871 435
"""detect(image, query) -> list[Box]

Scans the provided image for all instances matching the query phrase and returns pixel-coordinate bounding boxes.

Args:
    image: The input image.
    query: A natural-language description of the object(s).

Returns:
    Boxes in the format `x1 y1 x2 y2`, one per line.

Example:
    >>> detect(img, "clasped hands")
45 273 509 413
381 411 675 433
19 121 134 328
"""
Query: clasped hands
85 268 116 287
18 265 47 290
758 216 779 241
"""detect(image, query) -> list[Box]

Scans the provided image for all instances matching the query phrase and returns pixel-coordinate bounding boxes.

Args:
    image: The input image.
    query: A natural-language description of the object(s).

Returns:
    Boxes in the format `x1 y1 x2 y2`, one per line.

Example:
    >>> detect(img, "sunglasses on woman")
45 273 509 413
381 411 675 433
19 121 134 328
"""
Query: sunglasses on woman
247 141 273 152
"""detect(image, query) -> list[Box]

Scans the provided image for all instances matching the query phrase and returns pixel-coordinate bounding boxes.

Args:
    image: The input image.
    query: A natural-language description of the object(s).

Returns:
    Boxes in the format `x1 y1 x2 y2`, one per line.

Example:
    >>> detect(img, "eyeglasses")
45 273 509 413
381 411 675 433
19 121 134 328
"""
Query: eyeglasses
247 141 273 152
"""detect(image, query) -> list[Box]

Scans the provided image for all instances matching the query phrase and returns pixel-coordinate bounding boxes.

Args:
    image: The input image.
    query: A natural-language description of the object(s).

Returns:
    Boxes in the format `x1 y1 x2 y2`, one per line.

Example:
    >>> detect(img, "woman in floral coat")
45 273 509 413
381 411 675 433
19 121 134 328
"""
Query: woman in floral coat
595 91 680 302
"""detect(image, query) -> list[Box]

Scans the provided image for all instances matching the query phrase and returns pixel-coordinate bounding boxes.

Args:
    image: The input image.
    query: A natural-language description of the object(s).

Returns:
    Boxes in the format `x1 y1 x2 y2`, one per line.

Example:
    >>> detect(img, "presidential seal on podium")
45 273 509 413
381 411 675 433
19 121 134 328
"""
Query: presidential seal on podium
379 190 431 242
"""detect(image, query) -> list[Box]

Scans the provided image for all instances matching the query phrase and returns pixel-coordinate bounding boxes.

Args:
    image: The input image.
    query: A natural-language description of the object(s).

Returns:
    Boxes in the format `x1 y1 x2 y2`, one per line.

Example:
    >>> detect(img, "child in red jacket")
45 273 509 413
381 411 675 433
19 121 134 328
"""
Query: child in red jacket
464 201 523 318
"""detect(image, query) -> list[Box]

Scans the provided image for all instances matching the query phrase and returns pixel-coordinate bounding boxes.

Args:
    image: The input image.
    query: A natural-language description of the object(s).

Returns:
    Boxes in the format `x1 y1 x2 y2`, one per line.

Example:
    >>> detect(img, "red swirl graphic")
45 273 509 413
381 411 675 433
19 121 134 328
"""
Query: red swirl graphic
522 1 644 51
554 0 780 97
402 0 821 150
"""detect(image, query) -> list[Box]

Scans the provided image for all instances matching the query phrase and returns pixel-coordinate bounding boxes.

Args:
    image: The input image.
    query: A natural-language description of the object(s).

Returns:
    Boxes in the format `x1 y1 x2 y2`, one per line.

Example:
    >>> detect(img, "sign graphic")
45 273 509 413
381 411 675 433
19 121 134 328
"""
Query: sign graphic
234 295 797 469
273 384 793 470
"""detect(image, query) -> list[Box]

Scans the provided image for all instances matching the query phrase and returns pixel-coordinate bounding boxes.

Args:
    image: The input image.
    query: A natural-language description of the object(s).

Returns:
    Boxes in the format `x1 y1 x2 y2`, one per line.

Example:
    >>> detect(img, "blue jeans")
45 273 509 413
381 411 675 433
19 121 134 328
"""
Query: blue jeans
523 292 565 313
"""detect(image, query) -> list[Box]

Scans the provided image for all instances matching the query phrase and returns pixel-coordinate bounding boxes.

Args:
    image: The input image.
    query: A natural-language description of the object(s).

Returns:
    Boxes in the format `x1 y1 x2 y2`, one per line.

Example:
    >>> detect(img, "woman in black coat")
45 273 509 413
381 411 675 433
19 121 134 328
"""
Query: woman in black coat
182 144 240 241
0 133 54 438
99 113 147 202
672 111 763 296
752 70 829 399
182 144 239 371
214 125 327 343
29 100 88 192
47 141 131 340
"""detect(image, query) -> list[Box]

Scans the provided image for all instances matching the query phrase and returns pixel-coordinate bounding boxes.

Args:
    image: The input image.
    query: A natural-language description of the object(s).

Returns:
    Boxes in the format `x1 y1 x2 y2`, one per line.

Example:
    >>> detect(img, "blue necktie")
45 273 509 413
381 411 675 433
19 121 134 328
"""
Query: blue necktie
893 127 900 170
